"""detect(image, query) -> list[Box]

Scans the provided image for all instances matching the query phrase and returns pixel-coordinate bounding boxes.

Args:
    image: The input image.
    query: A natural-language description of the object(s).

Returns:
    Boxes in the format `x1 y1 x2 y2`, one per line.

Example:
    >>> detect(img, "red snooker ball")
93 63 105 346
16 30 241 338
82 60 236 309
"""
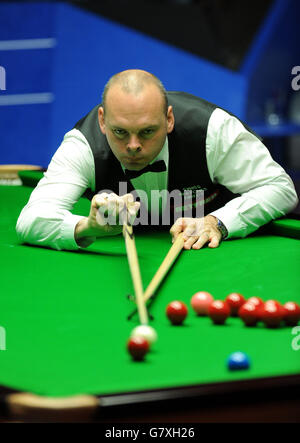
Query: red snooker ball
283 302 300 326
265 300 286 317
225 293 246 316
260 301 285 328
166 301 188 325
127 336 150 361
247 297 264 308
208 300 230 325
264 299 282 308
238 302 261 327
191 291 214 316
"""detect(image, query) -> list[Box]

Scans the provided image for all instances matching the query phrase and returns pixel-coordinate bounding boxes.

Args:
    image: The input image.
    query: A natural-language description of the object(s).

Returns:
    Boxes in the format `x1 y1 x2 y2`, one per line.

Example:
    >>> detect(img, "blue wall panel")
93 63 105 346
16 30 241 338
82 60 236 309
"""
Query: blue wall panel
50 3 246 156
0 3 55 40
1 105 52 165
0 2 56 166
0 49 53 94
0 2 247 167
243 0 300 124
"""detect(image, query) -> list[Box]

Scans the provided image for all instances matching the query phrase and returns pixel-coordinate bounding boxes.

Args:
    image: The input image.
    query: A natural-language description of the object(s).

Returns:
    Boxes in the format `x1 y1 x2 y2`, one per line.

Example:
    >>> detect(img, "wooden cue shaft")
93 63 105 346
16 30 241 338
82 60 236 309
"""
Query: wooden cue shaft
143 233 184 302
123 222 148 325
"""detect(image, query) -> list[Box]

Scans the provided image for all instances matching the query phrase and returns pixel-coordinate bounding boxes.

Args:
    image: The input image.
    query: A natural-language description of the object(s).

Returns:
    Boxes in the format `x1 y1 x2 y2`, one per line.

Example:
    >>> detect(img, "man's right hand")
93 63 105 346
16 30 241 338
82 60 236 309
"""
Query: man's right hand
75 192 140 247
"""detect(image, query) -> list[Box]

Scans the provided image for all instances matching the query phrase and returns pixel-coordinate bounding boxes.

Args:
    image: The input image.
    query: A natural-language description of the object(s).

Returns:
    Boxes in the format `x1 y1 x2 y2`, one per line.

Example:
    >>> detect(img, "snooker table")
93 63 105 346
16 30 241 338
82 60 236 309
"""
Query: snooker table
0 178 300 423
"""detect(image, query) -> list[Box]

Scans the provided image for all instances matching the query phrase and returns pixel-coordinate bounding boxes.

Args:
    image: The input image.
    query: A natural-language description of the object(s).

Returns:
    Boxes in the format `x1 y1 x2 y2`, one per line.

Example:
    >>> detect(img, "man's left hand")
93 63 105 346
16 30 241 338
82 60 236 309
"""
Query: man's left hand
170 215 222 250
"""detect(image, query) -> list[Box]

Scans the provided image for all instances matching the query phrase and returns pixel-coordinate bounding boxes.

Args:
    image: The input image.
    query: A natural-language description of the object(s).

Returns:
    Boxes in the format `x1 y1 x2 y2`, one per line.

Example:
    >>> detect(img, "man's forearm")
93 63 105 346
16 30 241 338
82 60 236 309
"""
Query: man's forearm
211 177 298 239
16 204 85 251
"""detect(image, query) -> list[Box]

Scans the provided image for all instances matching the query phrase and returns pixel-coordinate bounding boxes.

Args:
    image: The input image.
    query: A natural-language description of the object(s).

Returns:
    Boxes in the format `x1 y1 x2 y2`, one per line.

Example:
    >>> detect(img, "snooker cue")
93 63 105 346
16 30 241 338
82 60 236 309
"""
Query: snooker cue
127 233 184 320
123 219 148 325
143 233 184 302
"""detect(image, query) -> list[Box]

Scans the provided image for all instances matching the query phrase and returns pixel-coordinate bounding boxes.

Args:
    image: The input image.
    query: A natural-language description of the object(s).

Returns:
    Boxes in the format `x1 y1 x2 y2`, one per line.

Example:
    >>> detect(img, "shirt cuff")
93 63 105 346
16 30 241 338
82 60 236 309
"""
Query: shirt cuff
209 207 247 239
60 214 87 250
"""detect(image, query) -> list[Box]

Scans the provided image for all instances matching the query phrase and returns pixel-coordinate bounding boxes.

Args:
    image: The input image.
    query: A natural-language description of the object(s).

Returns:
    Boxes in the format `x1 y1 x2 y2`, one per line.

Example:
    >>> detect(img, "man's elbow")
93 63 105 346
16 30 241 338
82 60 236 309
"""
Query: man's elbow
16 210 28 244
291 192 299 212
283 181 299 214
15 207 76 251
15 208 45 246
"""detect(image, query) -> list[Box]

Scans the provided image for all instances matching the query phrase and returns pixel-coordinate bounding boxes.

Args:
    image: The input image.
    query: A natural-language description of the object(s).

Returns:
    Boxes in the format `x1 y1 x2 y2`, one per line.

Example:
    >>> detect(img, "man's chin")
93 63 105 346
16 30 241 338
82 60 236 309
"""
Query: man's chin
123 160 147 170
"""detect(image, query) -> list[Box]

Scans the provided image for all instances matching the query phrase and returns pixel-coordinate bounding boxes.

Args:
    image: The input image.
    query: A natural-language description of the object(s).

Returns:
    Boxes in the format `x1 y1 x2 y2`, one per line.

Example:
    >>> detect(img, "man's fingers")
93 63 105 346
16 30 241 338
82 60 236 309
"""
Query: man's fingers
170 216 223 250
93 192 110 208
182 221 197 240
116 194 140 225
192 232 221 250
191 233 210 250
94 193 120 225
94 193 138 218
170 218 185 242
125 201 140 225
208 235 221 249
122 193 134 206
107 195 120 217
183 236 197 250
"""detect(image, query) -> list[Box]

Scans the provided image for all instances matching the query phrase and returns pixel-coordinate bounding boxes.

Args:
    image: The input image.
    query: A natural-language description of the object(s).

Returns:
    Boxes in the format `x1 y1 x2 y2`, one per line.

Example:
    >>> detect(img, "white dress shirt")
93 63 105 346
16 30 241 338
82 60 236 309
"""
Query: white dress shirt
16 108 299 250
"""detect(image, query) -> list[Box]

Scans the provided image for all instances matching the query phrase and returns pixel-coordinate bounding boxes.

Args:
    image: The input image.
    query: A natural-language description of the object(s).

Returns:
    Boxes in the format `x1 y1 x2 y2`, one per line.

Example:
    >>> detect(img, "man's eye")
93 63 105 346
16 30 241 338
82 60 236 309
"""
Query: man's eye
114 129 127 136
141 129 154 137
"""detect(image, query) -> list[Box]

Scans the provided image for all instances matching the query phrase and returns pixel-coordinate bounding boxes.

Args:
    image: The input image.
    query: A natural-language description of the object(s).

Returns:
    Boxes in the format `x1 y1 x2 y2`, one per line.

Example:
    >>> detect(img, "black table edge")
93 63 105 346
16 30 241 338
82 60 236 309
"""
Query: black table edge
1 372 299 421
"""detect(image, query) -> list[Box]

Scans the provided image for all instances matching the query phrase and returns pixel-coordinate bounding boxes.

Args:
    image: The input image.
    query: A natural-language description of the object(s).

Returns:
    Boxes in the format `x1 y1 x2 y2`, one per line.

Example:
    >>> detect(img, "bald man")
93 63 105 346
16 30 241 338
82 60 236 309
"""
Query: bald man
16 70 298 251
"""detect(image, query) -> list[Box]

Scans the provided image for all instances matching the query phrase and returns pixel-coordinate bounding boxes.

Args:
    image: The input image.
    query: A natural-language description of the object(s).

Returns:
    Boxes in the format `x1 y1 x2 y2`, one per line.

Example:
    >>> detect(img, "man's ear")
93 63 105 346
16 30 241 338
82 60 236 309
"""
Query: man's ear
98 107 106 134
167 106 175 134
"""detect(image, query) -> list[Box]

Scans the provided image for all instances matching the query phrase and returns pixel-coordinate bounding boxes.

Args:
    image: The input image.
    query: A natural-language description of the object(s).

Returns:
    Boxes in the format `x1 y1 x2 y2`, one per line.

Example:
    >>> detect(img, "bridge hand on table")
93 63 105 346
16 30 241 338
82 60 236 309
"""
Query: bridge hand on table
94 192 140 230
75 192 140 247
170 215 222 250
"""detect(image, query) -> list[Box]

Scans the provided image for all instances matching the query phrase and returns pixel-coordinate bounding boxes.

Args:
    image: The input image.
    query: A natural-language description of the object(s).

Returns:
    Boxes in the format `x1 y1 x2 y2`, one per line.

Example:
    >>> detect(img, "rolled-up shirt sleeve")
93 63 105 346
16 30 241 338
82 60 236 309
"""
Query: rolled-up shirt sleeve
206 108 299 238
16 129 95 250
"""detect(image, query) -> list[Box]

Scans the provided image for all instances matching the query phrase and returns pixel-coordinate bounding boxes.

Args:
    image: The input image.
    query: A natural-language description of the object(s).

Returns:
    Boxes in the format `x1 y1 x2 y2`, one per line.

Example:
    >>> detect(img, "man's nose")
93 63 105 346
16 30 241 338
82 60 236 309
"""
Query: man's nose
127 135 141 153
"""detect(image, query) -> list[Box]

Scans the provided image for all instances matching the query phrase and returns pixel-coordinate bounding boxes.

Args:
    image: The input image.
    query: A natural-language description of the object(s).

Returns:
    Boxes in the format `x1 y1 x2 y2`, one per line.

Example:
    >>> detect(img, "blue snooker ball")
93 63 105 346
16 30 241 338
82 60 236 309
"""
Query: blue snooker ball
227 352 250 371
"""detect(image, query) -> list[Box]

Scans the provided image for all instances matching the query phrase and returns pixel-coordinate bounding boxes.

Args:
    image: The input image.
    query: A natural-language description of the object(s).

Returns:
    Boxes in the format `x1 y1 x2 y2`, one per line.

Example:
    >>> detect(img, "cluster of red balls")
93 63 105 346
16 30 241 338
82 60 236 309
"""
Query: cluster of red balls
166 292 300 328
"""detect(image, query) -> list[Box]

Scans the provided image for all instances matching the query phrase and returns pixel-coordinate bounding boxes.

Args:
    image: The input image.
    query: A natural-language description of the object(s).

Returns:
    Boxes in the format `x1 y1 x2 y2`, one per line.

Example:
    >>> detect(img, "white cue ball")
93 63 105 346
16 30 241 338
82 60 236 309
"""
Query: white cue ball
130 325 158 345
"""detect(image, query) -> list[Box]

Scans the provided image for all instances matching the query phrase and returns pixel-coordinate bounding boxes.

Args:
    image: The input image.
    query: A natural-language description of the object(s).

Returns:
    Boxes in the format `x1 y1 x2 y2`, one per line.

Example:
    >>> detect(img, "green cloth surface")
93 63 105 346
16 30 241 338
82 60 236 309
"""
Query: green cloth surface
270 217 300 239
0 186 299 397
17 170 44 188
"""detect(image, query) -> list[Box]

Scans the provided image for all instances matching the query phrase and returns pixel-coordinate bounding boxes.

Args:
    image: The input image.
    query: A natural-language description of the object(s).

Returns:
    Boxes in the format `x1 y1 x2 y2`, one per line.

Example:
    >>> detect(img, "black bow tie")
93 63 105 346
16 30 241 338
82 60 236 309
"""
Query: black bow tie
124 160 166 180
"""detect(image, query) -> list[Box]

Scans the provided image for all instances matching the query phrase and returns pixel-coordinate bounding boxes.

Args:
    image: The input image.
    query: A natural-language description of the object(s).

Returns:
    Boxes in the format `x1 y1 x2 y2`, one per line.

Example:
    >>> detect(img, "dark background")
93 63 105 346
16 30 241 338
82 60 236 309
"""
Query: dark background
72 0 299 213
0 0 299 212
73 0 273 71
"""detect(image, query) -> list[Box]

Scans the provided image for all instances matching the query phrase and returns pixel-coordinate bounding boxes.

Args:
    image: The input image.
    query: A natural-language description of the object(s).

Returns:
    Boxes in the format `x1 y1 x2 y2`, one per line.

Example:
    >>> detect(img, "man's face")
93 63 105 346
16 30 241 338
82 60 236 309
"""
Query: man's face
98 84 174 170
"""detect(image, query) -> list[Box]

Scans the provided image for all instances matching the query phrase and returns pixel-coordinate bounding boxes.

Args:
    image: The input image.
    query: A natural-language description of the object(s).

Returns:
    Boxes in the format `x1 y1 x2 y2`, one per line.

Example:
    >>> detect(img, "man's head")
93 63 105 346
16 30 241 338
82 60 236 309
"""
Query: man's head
98 69 174 170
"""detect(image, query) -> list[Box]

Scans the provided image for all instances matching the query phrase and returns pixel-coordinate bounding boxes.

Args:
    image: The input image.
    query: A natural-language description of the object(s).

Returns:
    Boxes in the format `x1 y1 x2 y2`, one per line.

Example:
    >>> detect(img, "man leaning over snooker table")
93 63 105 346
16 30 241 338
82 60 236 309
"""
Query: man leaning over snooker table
16 69 298 250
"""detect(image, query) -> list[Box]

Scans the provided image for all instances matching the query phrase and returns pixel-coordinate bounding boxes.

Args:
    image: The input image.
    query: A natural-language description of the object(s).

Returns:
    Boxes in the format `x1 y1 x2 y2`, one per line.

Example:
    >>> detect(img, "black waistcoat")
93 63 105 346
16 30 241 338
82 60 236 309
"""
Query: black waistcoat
74 91 248 227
